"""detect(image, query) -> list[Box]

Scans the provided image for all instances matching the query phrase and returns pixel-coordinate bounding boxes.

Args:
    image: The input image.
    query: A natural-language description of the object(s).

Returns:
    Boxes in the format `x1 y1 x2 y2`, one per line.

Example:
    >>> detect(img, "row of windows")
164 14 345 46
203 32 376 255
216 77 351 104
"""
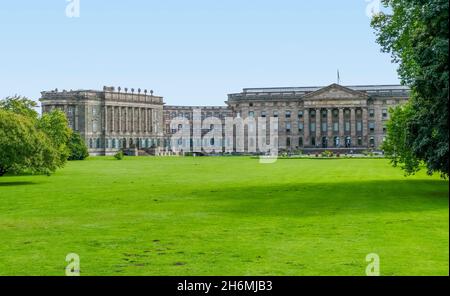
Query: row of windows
285 136 379 147
248 109 378 119
88 138 161 149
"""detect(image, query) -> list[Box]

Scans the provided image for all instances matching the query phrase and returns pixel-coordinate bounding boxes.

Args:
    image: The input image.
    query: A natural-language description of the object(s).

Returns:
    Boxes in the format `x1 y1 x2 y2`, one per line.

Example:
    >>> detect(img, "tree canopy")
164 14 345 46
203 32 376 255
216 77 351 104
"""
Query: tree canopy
0 97 73 176
372 0 449 177
68 132 89 161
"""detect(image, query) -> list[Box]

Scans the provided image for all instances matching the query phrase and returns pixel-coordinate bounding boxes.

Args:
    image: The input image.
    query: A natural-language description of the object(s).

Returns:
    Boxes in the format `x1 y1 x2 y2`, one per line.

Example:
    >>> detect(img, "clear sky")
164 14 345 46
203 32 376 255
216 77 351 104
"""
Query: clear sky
0 0 398 106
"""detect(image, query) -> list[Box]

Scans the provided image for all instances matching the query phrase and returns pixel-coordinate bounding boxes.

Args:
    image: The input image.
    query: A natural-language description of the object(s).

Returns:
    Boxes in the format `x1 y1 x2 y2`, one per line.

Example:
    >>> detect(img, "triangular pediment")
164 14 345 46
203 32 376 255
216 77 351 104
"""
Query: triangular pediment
302 84 368 100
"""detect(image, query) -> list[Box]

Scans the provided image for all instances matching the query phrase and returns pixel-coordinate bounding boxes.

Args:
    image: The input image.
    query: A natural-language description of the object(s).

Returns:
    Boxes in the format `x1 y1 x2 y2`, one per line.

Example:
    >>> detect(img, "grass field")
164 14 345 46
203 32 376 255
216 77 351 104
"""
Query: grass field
0 157 448 276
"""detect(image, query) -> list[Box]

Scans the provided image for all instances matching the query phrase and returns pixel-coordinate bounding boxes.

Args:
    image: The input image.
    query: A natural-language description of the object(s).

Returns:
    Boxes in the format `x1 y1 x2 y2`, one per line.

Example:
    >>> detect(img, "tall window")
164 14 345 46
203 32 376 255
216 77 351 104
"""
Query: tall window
369 122 375 133
286 137 291 147
382 109 388 118
333 122 339 132
298 111 303 118
299 137 303 147
310 123 316 132
285 111 291 118
357 121 362 132
273 111 278 118
369 109 375 117
322 122 327 132
286 123 291 133
298 122 304 132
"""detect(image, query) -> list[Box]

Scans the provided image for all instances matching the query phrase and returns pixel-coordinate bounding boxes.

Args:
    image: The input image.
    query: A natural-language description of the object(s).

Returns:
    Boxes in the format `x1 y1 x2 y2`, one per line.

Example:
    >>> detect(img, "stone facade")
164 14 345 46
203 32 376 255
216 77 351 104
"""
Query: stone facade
40 86 164 155
226 84 410 152
40 83 409 155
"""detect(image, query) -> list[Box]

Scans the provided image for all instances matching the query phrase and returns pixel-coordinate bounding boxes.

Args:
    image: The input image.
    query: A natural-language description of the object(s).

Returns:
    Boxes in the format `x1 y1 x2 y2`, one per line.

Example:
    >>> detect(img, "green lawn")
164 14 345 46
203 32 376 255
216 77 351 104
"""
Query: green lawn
0 157 448 276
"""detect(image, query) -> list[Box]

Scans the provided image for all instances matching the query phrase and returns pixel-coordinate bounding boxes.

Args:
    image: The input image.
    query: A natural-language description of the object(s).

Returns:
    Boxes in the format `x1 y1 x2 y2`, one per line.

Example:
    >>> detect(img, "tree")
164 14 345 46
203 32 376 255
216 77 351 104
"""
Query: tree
0 110 60 176
372 0 449 177
37 110 72 166
0 95 38 119
68 132 89 160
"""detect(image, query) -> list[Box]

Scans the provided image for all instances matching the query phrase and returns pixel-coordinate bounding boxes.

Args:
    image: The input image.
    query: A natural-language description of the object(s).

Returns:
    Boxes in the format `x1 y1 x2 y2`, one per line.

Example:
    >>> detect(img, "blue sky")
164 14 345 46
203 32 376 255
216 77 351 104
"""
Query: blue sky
0 0 397 106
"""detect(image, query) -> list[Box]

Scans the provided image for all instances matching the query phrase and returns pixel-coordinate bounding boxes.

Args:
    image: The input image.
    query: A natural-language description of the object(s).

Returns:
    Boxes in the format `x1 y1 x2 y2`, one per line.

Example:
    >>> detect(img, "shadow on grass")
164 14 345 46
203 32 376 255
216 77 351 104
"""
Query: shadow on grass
189 179 449 218
0 181 36 187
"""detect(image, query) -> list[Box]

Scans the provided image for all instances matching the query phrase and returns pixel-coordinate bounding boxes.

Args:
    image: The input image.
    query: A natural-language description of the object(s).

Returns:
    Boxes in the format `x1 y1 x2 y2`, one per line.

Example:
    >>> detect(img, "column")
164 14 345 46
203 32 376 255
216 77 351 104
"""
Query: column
118 107 122 133
74 106 79 131
125 107 128 133
339 108 344 147
144 108 147 134
303 109 310 147
362 107 369 146
104 105 108 133
131 108 135 133
315 108 321 146
327 108 333 142
350 108 356 146
111 106 115 133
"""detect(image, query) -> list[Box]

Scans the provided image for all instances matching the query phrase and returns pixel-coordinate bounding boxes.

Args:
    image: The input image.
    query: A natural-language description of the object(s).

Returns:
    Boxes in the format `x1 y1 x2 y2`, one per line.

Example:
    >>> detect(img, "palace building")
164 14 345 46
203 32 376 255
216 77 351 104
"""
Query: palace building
40 83 410 155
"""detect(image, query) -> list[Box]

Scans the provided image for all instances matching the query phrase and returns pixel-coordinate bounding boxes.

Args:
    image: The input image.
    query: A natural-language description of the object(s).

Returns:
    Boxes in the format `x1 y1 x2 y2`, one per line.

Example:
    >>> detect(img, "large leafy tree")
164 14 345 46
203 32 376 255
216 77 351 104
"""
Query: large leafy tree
37 110 72 166
0 97 72 176
372 0 449 177
0 110 59 176
0 96 39 119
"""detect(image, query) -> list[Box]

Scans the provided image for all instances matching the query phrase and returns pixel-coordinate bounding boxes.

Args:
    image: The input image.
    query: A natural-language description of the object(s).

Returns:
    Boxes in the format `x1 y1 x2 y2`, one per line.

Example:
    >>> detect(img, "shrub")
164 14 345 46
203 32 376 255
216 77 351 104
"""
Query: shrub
67 132 89 160
321 150 333 158
114 150 124 160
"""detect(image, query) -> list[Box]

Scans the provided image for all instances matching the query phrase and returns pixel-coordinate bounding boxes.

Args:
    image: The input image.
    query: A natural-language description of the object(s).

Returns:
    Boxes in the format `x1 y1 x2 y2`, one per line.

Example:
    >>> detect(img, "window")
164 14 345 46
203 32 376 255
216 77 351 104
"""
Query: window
322 110 327 118
298 111 303 118
356 109 362 116
310 123 316 132
286 138 291 147
248 111 254 117
369 109 375 117
357 137 363 146
311 137 316 146
369 122 375 133
298 122 304 132
93 121 98 132
322 122 327 132
249 103 254 107
345 122 350 132
310 110 316 117
357 121 362 132
273 111 279 118
285 111 291 118
261 111 267 118
299 137 303 147
286 123 291 133
333 109 339 117
370 137 375 147
383 125 387 133
333 122 339 132
382 109 388 118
